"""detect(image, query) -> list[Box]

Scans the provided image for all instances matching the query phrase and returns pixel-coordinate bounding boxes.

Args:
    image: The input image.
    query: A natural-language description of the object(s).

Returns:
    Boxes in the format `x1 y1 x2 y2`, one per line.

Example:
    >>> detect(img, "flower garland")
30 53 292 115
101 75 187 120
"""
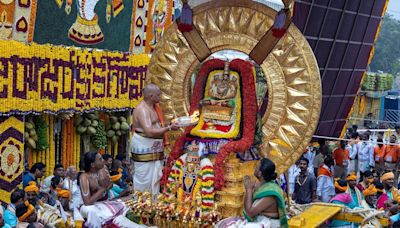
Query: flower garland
161 59 225 187
0 40 149 115
190 70 242 139
165 154 215 212
162 59 257 190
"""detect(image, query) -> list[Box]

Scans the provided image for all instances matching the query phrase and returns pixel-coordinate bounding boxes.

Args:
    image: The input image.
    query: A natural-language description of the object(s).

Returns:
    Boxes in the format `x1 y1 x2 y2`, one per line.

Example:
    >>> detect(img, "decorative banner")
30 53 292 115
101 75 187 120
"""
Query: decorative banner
0 0 36 42
0 115 24 204
33 0 133 51
32 0 176 53
130 0 176 53
0 40 150 115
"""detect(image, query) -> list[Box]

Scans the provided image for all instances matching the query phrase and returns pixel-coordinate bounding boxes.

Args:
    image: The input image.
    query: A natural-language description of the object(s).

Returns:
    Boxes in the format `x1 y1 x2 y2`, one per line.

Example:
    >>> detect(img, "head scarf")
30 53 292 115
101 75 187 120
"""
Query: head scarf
346 173 357 181
56 188 70 199
381 172 395 182
363 185 378 197
24 181 39 194
334 180 348 192
18 201 34 222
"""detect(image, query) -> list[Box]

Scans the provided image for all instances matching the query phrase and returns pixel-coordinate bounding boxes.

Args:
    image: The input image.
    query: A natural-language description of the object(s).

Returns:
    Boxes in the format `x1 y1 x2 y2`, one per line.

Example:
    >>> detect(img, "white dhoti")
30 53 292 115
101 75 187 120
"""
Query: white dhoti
131 133 164 199
80 201 126 228
215 216 281 228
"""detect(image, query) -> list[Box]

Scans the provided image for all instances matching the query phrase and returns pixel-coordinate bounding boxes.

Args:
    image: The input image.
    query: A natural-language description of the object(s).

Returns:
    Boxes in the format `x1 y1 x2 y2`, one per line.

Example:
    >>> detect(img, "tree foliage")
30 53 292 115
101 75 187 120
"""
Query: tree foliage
369 14 400 76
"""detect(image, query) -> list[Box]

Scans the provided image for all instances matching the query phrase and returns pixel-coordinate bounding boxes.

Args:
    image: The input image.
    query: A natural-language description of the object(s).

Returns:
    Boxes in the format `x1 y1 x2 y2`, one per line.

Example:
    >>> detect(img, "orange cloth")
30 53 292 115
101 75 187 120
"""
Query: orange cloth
333 148 349 166
318 165 333 177
155 103 169 147
56 188 71 199
18 201 34 222
374 145 386 162
346 173 357 181
384 145 400 163
381 172 395 182
363 185 377 197
110 173 122 182
334 180 347 192
24 181 39 194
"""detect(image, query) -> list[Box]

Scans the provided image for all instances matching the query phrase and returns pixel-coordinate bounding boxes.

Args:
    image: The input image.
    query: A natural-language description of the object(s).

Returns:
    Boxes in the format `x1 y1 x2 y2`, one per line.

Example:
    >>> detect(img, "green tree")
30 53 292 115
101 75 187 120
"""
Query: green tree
369 14 400 76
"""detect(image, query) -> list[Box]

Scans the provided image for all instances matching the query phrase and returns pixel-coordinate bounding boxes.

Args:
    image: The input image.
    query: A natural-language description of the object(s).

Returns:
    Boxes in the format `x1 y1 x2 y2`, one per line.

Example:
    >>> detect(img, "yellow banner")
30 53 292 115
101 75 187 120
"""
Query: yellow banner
0 40 149 114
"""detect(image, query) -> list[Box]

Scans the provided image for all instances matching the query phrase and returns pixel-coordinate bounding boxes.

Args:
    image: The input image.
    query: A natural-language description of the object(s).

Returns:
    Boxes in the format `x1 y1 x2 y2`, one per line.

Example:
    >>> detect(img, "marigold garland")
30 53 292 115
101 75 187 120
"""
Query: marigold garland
162 59 257 190
0 40 149 115
190 70 242 139
165 154 214 212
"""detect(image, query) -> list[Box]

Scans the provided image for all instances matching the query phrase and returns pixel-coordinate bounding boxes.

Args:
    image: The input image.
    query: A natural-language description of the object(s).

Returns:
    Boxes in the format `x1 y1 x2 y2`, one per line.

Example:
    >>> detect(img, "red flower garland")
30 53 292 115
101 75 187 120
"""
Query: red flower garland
161 59 225 187
214 59 257 190
161 59 257 191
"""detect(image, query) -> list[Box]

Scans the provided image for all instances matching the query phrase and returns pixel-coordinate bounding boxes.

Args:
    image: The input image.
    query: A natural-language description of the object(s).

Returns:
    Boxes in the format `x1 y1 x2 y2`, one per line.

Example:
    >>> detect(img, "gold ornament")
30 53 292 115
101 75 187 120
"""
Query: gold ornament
146 0 321 175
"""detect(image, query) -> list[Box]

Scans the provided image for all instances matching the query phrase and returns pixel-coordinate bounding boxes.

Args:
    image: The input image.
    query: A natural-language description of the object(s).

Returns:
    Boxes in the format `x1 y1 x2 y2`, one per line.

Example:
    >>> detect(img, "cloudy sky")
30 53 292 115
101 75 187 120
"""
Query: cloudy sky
387 0 400 20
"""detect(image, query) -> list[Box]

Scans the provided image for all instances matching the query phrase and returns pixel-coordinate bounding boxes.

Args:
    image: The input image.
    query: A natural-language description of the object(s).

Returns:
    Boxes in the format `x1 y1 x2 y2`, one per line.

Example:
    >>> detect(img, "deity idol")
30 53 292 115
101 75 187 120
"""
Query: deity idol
162 59 257 216
165 141 215 213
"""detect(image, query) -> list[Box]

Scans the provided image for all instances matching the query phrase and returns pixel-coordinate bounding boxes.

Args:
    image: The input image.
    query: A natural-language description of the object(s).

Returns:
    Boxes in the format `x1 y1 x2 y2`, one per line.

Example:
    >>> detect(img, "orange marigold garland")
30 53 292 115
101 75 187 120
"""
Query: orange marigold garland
162 59 257 190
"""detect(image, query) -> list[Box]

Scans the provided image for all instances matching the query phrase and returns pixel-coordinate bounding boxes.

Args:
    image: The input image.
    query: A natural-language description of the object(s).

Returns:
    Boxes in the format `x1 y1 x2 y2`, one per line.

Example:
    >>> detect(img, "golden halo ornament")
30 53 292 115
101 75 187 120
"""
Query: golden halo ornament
147 0 321 174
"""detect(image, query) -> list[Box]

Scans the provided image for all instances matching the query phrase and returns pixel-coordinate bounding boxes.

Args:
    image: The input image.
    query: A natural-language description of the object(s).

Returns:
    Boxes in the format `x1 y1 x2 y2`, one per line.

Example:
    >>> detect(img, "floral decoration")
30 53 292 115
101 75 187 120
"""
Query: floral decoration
162 59 257 190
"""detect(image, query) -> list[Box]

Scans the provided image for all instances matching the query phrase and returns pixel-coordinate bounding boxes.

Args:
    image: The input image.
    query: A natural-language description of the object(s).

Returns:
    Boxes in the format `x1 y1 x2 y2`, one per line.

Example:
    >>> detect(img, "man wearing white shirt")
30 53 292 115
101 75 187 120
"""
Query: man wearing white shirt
317 156 335 202
288 162 300 195
348 133 359 176
357 134 375 181
303 146 316 176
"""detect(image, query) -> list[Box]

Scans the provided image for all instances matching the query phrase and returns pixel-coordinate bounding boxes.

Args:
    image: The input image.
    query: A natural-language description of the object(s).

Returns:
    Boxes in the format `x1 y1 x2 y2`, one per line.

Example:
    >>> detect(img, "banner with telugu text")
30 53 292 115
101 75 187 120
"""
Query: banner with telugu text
0 40 149 115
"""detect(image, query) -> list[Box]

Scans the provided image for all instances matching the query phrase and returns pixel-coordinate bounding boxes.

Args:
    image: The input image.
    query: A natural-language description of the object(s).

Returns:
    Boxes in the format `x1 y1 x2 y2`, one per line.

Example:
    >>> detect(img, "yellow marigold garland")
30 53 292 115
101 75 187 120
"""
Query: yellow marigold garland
190 70 242 139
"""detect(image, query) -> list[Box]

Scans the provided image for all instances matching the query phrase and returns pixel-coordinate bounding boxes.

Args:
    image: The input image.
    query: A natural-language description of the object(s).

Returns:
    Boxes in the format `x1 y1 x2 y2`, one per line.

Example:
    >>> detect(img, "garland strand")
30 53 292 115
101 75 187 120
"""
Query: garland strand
162 59 257 190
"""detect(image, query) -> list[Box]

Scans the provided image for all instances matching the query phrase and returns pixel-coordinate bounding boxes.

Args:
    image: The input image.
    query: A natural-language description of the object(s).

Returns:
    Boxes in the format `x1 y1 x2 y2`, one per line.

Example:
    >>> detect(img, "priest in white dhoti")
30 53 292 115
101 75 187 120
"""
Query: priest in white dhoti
131 84 179 199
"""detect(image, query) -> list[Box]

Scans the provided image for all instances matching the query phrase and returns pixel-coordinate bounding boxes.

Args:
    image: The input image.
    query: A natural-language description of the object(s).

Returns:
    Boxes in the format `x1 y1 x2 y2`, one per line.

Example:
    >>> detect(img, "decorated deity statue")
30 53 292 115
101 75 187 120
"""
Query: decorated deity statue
150 0 168 46
165 141 215 215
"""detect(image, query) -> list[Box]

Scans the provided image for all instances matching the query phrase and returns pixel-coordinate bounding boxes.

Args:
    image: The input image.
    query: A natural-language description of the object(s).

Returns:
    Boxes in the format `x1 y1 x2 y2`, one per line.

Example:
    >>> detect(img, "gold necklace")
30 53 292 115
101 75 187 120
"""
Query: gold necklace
296 174 308 186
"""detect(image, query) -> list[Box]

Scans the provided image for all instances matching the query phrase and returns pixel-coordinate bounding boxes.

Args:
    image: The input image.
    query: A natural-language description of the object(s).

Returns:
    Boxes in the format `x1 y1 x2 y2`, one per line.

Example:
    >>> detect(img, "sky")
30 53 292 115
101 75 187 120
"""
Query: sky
387 0 400 20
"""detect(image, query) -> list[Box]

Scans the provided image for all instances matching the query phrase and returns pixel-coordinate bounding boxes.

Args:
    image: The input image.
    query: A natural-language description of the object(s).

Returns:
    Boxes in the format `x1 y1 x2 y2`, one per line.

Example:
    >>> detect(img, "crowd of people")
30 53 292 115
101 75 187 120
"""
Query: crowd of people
0 152 135 228
287 126 400 226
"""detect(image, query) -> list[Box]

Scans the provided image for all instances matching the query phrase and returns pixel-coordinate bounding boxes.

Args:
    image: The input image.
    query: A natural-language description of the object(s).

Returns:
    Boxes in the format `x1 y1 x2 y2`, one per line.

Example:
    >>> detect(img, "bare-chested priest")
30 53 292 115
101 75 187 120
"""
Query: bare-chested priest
132 84 179 199
79 151 134 228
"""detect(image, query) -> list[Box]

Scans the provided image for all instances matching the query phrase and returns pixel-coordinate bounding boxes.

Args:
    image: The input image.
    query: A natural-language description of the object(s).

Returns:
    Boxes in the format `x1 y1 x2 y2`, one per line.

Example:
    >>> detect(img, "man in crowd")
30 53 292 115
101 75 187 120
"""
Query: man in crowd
363 185 378 209
348 133 359 176
356 170 373 192
329 179 356 227
374 138 386 175
131 84 178 199
346 173 364 207
4 189 25 227
15 202 38 228
333 140 349 178
79 151 138 228
102 154 113 171
385 135 400 181
24 183 39 208
292 157 316 204
40 164 64 197
357 133 374 181
317 156 335 202
22 163 46 188
381 172 398 201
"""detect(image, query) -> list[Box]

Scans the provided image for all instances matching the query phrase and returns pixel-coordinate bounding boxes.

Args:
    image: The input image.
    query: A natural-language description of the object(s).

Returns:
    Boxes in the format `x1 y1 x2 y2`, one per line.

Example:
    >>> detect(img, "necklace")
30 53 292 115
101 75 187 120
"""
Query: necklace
296 174 308 186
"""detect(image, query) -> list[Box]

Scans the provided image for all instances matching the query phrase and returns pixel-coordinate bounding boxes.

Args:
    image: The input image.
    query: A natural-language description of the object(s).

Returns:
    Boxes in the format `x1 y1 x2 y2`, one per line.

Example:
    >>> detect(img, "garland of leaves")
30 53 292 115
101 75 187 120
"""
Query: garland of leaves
33 116 49 151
